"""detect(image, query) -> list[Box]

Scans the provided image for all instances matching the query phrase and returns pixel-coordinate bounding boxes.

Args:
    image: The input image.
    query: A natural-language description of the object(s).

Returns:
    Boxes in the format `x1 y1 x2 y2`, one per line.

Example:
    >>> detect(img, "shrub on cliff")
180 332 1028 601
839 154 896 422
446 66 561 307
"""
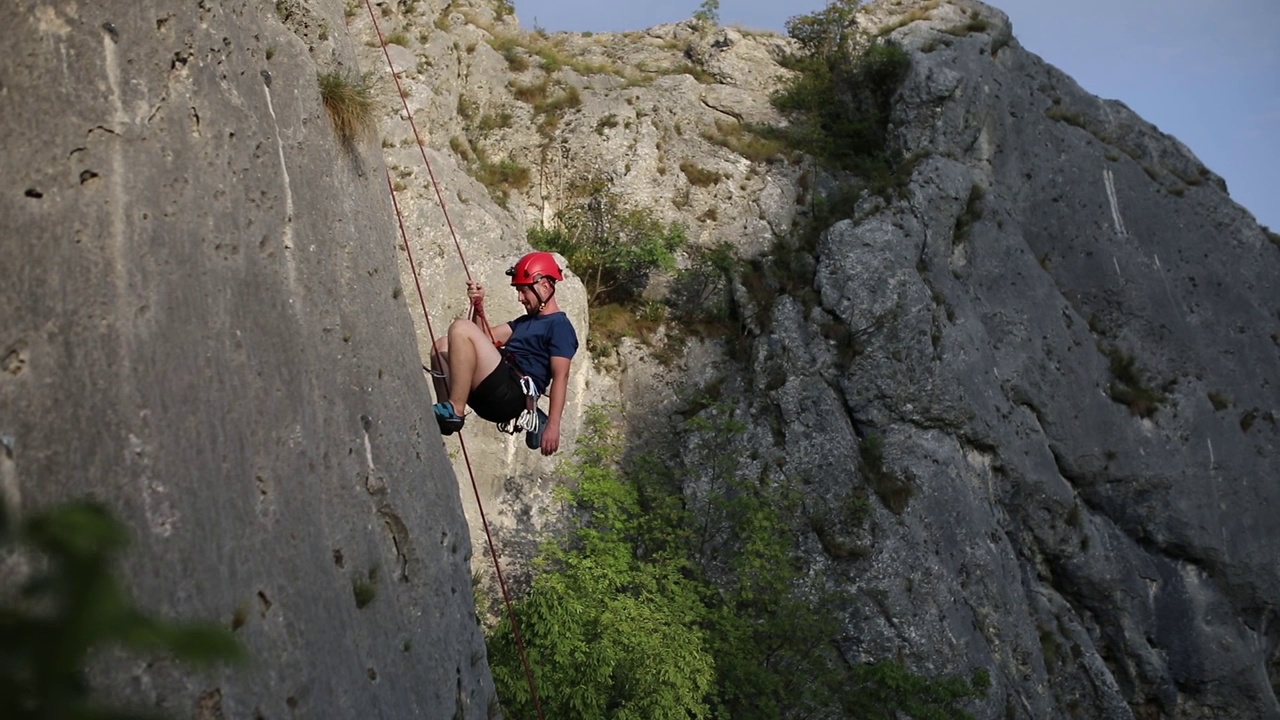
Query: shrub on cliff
486 408 715 719
486 407 987 719
529 182 685 306
771 0 911 173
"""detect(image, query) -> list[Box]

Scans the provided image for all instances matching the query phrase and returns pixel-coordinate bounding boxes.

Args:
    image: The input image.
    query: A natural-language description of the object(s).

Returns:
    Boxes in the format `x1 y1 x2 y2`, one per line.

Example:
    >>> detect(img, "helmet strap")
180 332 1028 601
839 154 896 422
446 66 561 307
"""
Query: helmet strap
528 277 556 314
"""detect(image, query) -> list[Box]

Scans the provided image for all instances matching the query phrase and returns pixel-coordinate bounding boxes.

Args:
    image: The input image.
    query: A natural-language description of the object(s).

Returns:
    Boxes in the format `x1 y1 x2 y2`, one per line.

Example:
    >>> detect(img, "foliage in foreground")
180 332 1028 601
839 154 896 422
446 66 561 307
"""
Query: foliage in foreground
487 407 987 719
0 500 243 720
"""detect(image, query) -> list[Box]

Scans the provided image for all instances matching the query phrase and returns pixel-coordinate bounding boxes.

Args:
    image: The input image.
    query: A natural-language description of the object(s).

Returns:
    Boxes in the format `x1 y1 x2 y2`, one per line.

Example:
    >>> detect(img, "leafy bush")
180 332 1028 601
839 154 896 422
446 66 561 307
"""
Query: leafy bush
0 500 243 719
770 1 911 173
486 410 715 719
486 408 987 719
529 182 685 305
666 241 739 335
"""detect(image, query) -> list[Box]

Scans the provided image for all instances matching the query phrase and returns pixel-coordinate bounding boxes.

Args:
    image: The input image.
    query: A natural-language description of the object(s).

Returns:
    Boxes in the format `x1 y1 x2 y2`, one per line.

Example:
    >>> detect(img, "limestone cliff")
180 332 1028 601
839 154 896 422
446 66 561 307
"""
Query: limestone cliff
353 0 1279 717
776 4 1280 717
5 0 1276 718
2 0 495 716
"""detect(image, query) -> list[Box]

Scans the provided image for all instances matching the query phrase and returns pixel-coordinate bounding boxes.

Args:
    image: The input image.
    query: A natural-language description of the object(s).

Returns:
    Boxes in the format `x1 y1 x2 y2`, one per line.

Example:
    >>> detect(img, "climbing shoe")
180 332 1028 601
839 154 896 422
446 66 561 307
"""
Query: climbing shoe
524 408 548 450
434 402 465 436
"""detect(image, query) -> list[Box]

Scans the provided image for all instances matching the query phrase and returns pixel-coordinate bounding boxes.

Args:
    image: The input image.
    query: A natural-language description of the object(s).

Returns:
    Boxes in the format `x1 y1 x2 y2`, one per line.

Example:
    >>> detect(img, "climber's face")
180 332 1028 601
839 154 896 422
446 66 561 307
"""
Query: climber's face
515 283 541 313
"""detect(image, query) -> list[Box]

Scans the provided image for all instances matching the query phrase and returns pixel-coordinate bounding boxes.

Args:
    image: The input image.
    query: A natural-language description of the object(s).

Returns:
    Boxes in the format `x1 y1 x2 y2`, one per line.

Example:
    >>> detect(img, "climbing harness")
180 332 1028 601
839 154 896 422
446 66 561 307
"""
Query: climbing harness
496 374 545 441
469 292 548 443
362 2 546 718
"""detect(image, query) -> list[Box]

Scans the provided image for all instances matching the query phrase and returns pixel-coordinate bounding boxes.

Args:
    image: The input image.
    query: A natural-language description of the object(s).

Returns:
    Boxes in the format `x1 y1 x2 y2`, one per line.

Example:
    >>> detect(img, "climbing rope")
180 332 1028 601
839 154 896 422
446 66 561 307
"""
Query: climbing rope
364 2 546 717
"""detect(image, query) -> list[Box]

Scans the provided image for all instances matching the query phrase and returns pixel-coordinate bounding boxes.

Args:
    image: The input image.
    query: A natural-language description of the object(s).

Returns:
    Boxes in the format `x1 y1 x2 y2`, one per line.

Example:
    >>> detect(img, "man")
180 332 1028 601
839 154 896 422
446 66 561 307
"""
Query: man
430 252 578 456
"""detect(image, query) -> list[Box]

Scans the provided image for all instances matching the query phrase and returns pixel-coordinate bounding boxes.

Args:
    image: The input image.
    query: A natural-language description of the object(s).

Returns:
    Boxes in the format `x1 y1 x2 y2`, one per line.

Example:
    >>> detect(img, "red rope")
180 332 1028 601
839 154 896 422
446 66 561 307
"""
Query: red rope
469 296 499 347
365 3 546 717
366 0 474 285
384 165 546 720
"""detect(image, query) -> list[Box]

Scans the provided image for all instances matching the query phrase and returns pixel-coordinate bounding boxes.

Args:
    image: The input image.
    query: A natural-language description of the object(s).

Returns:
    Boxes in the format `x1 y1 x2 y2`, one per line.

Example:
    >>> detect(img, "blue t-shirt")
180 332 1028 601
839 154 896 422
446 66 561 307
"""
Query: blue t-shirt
503 312 578 395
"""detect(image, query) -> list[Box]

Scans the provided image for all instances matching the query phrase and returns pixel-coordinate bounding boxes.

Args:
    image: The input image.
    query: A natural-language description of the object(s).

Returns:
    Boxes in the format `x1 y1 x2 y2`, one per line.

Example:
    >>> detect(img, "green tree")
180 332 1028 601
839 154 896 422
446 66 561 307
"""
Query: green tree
668 410 841 718
0 500 243 720
692 0 720 27
667 241 737 327
785 0 861 61
771 1 911 172
487 408 714 719
486 407 988 719
529 181 685 305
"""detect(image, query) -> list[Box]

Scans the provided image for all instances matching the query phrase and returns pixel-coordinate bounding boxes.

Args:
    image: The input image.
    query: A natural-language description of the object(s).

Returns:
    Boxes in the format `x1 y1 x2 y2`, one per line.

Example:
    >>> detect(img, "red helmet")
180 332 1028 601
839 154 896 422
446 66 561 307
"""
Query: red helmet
507 252 564 286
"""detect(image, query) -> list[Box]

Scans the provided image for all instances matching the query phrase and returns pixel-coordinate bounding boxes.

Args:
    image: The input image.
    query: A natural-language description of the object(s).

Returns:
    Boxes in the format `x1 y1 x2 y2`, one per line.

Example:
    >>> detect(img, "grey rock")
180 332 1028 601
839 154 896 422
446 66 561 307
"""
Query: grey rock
13 0 1272 717
756 0 1280 717
685 23 793 91
385 0 1275 715
1 0 495 715
382 42 416 75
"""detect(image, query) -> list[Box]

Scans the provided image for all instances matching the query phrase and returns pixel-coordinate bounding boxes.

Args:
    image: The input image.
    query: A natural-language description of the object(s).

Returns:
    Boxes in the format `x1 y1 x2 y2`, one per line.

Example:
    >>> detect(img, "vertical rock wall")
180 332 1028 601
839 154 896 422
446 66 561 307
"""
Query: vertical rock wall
753 2 1280 717
1 1 496 716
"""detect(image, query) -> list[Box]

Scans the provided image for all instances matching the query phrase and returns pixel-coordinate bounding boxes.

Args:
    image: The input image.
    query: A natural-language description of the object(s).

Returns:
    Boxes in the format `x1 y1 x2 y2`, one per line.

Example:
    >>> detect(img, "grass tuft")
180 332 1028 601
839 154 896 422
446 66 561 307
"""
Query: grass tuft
876 1 939 35
1103 345 1165 418
701 120 786 162
679 161 722 187
1045 106 1087 128
478 111 513 133
352 568 379 609
318 71 376 145
667 62 716 84
1207 391 1231 411
1263 225 1280 250
953 183 985 243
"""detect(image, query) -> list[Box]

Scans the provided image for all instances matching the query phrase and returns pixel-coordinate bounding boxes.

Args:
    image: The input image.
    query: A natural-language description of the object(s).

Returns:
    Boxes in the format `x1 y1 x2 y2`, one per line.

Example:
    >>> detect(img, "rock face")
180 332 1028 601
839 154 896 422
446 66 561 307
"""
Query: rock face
6 0 1276 717
759 3 1280 718
1 0 496 716
353 0 1279 717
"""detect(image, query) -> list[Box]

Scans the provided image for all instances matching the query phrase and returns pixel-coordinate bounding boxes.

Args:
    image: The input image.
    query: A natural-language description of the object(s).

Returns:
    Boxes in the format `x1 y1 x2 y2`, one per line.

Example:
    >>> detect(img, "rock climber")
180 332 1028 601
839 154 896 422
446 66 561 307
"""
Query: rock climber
430 251 578 456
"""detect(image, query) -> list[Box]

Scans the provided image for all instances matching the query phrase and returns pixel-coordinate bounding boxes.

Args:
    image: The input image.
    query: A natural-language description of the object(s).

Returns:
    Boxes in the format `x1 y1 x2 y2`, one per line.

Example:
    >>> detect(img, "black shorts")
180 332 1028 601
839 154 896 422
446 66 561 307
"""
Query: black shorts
469 362 526 423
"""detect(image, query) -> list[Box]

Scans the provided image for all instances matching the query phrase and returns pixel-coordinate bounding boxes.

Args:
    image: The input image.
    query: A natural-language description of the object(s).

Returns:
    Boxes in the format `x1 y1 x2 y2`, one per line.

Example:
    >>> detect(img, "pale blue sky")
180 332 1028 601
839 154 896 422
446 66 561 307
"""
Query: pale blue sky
514 0 1279 231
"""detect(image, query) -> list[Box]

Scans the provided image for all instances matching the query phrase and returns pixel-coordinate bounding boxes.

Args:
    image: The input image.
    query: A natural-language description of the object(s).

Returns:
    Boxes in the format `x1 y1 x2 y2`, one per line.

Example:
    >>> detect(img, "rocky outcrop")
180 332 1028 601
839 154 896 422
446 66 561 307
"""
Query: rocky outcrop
1 0 495 716
8 0 1273 717
353 0 1279 717
758 2 1280 718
